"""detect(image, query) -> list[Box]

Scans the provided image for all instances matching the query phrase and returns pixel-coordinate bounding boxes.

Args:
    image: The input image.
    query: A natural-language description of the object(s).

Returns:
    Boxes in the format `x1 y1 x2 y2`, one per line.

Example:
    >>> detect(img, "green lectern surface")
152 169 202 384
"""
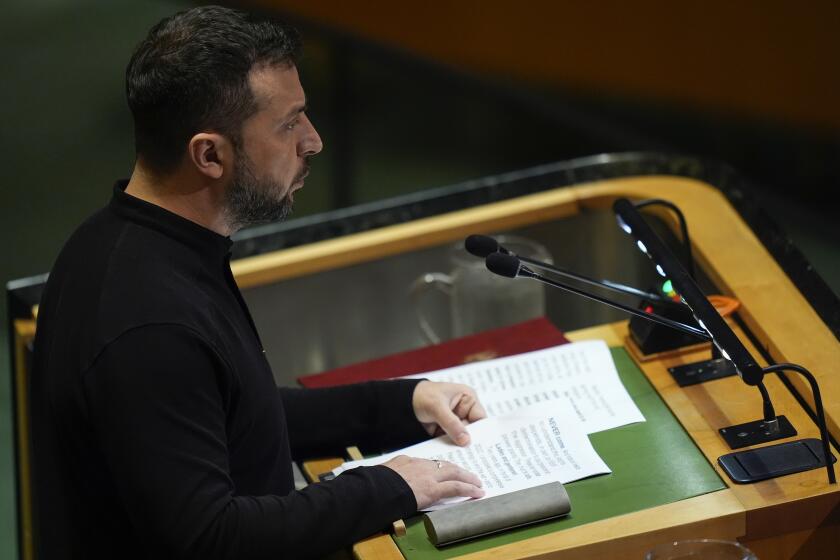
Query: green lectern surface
393 347 726 559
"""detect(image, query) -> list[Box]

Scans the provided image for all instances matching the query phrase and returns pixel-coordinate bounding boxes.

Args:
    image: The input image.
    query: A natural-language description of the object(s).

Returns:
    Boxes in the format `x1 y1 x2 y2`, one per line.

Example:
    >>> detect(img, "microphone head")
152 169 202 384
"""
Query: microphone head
464 234 500 258
486 252 521 278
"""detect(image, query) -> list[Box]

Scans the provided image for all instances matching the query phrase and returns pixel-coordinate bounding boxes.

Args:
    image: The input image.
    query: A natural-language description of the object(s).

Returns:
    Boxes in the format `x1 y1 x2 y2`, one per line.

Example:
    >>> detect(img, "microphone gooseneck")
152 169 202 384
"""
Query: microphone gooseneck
466 234 680 307
484 252 710 341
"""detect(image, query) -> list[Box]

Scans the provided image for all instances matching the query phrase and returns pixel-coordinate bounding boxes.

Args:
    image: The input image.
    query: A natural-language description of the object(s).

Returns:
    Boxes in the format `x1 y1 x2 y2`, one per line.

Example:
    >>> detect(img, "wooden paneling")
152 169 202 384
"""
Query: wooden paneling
13 319 36 560
249 0 840 129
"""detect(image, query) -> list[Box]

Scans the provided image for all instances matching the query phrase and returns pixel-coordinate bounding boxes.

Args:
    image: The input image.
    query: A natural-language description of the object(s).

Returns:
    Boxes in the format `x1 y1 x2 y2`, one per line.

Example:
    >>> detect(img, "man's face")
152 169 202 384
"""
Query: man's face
224 64 323 230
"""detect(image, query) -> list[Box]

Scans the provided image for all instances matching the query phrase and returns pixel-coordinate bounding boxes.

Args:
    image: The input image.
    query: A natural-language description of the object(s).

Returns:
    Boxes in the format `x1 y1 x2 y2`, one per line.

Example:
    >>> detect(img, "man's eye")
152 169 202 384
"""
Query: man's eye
285 120 298 131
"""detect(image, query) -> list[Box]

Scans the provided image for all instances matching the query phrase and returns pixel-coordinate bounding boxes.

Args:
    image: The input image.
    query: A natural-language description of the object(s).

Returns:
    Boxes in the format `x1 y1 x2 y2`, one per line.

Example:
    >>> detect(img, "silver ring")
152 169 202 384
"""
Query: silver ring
435 460 443 469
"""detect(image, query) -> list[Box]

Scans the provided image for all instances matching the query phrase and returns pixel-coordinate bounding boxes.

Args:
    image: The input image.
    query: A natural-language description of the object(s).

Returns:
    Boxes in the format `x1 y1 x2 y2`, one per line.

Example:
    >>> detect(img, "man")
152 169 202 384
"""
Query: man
31 6 485 559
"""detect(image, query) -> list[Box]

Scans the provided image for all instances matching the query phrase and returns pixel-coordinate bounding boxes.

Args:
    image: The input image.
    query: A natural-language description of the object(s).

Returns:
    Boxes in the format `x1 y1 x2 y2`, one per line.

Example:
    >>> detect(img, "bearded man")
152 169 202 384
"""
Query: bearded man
31 6 485 559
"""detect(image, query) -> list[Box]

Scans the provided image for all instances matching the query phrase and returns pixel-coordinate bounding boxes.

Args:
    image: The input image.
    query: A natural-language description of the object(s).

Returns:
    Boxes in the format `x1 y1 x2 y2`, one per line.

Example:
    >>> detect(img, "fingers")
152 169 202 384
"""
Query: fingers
453 391 487 423
412 381 488 446
434 460 483 488
436 480 485 500
434 461 484 501
452 393 471 418
432 401 471 446
383 455 485 509
428 460 485 502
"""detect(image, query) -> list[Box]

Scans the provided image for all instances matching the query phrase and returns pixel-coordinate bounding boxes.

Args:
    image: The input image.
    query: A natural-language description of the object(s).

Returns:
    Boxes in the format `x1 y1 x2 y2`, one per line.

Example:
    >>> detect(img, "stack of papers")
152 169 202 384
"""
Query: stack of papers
333 340 645 510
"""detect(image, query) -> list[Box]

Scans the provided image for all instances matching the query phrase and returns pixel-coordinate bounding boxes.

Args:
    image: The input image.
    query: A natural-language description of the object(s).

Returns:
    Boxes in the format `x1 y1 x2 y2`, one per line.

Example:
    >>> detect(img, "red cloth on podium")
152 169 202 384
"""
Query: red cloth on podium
297 317 568 388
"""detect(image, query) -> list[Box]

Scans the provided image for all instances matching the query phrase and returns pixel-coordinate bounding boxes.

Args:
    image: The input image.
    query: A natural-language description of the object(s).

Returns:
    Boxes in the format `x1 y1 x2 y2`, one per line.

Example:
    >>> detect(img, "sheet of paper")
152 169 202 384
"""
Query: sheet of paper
334 406 611 510
405 339 645 434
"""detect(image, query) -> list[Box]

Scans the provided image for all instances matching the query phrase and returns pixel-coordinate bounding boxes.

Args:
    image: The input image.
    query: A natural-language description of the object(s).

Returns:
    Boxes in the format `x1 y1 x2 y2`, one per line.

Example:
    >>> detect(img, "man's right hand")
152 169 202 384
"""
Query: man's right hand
382 455 484 510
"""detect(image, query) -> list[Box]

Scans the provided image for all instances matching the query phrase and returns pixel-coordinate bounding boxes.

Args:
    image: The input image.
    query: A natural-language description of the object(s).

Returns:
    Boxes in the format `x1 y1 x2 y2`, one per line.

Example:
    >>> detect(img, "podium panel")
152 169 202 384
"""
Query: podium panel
8 156 840 559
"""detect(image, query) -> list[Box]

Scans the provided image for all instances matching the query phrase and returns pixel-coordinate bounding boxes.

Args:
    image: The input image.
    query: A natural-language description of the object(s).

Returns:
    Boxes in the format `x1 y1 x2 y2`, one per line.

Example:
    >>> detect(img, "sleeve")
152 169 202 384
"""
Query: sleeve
83 325 416 560
279 380 431 460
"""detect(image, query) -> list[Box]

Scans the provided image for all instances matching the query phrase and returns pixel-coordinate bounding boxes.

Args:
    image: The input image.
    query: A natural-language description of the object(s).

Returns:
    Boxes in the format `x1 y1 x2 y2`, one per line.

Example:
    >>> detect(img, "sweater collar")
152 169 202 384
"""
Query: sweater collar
109 180 233 260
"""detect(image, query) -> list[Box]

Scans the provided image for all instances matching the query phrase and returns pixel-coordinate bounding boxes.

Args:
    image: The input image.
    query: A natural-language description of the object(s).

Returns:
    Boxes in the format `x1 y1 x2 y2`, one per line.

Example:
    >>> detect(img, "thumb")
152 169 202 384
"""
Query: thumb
434 402 470 446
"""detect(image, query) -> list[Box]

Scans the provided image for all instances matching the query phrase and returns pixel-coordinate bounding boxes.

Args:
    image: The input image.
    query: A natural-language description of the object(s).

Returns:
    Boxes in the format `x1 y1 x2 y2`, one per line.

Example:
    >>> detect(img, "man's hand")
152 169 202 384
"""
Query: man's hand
412 381 487 446
382 455 484 510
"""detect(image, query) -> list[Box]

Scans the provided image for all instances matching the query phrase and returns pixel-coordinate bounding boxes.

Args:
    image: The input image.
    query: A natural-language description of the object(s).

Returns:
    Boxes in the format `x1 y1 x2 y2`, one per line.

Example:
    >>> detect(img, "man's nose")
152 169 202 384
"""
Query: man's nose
299 115 323 157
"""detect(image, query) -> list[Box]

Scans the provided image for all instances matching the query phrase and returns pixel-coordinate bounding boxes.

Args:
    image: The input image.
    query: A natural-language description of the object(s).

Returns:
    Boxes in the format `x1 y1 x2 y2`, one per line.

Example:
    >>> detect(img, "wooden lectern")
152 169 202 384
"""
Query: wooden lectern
10 155 840 559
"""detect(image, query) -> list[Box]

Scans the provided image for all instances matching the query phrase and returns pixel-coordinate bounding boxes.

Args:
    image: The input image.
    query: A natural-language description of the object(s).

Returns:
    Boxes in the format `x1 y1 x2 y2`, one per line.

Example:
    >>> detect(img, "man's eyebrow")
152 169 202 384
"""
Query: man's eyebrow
281 102 308 122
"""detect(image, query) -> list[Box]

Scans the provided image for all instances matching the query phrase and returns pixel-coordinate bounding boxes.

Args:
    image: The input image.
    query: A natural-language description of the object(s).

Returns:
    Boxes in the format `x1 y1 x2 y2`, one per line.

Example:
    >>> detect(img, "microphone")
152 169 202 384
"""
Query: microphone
484 251 524 278
466 234 680 307
465 234 510 257
485 252 710 341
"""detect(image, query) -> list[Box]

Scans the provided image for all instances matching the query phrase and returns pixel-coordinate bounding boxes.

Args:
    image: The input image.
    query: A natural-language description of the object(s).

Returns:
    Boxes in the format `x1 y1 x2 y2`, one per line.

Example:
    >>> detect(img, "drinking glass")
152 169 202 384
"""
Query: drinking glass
410 235 552 343
644 539 758 559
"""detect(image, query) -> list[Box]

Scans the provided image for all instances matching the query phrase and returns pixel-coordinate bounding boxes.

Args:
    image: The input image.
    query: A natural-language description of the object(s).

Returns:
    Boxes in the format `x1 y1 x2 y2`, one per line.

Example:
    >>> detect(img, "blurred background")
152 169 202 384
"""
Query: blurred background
2 0 839 556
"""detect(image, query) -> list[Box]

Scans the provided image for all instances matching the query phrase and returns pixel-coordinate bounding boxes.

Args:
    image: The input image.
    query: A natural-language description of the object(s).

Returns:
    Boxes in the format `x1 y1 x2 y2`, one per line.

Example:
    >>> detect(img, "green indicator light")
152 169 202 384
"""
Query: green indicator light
662 280 673 294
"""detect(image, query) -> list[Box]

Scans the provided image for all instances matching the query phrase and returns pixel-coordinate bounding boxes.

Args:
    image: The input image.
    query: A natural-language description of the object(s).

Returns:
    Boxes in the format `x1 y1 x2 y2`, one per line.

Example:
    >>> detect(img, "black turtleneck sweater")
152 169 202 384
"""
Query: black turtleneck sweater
31 182 428 559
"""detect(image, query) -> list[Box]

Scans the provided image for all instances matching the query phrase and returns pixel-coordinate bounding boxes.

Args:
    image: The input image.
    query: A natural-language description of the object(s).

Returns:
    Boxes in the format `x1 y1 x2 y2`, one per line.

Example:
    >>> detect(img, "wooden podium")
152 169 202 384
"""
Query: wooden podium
11 172 840 559
231 176 840 559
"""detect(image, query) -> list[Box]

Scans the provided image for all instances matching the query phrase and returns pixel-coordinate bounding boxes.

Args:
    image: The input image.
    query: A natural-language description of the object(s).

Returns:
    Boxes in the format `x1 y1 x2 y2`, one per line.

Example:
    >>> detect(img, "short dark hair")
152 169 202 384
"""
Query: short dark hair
126 5 301 174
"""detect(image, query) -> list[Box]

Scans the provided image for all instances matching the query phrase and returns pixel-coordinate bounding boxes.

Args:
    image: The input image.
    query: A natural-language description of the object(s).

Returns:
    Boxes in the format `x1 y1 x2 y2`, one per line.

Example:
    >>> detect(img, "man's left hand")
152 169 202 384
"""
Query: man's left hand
412 381 487 446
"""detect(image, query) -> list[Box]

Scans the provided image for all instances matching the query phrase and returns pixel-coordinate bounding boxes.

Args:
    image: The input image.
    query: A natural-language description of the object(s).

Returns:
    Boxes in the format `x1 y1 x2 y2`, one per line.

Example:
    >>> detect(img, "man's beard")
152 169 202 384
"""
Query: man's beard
224 151 308 231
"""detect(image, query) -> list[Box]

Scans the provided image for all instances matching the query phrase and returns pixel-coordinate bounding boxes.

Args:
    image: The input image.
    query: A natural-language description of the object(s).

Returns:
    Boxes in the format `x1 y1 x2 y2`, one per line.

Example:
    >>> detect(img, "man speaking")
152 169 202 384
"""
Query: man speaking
31 6 485 559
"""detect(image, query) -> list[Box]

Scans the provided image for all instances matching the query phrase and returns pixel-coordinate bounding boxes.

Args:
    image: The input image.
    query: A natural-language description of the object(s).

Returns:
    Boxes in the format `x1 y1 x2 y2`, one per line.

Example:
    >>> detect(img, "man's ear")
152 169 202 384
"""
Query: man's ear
187 132 233 180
